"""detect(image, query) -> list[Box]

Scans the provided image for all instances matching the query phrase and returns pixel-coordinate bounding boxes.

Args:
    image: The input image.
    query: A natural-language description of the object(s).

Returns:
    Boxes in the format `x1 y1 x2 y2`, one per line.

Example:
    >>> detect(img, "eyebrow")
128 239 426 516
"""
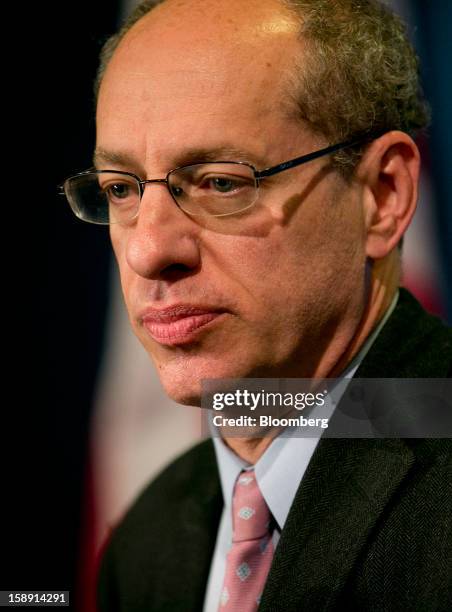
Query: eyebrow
93 148 139 168
93 146 267 172
172 147 266 167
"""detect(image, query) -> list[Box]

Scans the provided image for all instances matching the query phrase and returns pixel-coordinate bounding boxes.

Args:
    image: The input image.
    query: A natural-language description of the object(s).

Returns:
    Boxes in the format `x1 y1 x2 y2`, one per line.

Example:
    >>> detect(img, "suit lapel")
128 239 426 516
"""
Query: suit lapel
128 441 223 612
160 445 223 612
259 437 414 611
170 489 223 612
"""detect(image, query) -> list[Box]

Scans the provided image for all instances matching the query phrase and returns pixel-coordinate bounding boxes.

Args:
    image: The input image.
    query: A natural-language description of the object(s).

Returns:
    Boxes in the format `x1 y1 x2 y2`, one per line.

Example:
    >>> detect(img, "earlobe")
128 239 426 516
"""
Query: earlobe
361 132 420 260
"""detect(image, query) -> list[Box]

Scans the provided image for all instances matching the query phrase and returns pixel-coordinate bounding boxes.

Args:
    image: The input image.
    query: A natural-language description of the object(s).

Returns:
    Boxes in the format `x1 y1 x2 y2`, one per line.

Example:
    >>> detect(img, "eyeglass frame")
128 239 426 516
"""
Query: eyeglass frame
59 132 381 223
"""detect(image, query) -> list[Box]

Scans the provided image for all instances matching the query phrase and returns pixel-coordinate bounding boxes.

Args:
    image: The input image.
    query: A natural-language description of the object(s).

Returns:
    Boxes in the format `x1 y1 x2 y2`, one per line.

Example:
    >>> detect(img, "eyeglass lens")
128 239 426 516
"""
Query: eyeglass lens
64 163 259 224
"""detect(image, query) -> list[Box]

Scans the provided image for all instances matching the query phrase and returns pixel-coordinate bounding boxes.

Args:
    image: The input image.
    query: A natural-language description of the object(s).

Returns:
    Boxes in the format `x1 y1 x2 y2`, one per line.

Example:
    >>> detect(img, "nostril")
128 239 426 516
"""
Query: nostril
160 262 198 282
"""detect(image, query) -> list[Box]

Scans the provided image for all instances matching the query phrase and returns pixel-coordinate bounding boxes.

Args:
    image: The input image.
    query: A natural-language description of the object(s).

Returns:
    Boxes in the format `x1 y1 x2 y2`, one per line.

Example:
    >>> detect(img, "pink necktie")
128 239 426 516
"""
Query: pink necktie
218 469 274 611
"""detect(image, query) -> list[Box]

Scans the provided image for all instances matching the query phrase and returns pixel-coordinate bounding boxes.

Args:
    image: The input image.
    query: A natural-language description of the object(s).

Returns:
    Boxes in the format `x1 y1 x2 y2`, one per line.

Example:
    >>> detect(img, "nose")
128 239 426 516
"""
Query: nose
124 182 201 280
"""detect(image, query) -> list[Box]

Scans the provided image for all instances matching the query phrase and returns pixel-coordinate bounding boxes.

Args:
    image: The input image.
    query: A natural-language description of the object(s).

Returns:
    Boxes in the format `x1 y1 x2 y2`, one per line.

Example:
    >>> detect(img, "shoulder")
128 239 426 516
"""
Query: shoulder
106 437 219 542
97 438 222 610
357 288 452 377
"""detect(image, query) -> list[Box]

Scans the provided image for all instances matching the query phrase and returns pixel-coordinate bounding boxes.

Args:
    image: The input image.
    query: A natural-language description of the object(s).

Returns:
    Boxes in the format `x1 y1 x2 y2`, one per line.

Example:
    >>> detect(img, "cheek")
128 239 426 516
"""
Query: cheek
214 231 310 333
291 185 366 272
230 194 366 319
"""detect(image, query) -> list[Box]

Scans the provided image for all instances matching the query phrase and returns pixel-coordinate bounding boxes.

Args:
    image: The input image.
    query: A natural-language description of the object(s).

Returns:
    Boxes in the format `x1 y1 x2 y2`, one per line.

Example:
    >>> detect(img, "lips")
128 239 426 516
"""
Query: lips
141 306 226 346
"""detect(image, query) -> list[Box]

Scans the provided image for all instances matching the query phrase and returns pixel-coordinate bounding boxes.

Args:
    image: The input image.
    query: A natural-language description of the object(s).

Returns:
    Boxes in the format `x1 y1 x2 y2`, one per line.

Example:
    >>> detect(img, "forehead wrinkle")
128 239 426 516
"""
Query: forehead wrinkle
130 69 230 100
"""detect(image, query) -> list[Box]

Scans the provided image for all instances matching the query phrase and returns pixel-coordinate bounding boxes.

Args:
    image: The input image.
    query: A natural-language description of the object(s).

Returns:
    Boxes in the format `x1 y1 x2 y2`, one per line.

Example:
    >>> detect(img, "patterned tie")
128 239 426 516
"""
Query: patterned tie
218 469 274 611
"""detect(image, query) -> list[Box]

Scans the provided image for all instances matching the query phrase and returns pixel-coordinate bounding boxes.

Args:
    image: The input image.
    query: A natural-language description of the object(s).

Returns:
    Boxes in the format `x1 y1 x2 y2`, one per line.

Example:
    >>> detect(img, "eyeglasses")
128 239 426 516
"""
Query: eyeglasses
59 135 376 224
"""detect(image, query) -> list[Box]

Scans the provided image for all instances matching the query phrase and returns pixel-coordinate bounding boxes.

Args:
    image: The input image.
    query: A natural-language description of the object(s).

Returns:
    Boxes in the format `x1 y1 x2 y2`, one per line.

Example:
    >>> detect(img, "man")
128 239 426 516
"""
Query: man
61 0 452 609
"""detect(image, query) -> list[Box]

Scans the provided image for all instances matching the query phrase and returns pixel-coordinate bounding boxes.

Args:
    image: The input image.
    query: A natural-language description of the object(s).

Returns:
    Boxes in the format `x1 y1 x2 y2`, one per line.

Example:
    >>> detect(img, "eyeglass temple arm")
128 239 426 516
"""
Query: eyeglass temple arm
255 134 380 180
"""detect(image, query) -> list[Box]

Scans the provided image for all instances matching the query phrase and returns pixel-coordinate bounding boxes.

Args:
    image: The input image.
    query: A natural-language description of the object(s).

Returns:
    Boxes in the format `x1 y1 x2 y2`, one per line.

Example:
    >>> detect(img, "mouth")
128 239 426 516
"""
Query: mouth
140 305 227 346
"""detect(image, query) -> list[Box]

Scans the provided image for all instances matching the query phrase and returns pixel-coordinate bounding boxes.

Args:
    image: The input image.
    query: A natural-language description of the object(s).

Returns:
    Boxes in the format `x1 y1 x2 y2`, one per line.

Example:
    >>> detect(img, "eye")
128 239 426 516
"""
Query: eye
199 174 251 195
105 182 131 199
98 177 138 205
210 177 236 193
170 185 184 198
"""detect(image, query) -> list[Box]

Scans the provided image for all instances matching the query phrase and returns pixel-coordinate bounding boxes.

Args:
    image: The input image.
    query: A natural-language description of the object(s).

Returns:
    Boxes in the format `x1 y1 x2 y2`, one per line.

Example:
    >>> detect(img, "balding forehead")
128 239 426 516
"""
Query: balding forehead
104 0 302 99
140 0 297 23
120 0 300 52
96 0 307 172
100 0 302 109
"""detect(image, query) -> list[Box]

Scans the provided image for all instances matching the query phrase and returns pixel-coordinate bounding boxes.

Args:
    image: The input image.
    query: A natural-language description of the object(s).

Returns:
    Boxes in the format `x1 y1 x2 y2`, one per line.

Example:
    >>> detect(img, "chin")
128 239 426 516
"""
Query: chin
159 375 204 407
148 333 285 405
155 355 260 407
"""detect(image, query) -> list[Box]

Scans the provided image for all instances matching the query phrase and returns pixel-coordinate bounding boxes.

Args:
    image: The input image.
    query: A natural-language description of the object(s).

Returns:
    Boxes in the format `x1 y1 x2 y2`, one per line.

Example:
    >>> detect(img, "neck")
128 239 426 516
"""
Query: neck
222 436 275 465
223 251 400 464
329 251 400 376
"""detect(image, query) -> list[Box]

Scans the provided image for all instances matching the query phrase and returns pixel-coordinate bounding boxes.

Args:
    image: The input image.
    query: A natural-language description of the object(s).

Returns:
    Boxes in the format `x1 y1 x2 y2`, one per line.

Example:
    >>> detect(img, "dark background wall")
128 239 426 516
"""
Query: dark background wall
1 1 450 610
2 1 118 608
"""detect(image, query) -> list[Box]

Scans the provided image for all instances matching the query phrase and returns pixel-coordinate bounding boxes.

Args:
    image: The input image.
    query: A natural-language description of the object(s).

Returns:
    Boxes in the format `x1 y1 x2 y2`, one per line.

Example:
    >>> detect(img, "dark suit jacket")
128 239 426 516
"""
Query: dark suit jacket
97 289 452 611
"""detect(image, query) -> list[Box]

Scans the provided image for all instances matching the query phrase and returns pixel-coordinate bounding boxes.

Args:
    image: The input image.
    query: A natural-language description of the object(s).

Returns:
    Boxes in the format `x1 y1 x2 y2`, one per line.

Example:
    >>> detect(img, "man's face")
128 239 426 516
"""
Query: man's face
96 0 368 405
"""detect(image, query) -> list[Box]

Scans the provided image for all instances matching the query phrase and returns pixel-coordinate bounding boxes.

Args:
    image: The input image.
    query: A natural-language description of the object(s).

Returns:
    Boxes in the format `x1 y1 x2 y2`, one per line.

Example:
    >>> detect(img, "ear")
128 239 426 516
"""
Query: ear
357 131 420 259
